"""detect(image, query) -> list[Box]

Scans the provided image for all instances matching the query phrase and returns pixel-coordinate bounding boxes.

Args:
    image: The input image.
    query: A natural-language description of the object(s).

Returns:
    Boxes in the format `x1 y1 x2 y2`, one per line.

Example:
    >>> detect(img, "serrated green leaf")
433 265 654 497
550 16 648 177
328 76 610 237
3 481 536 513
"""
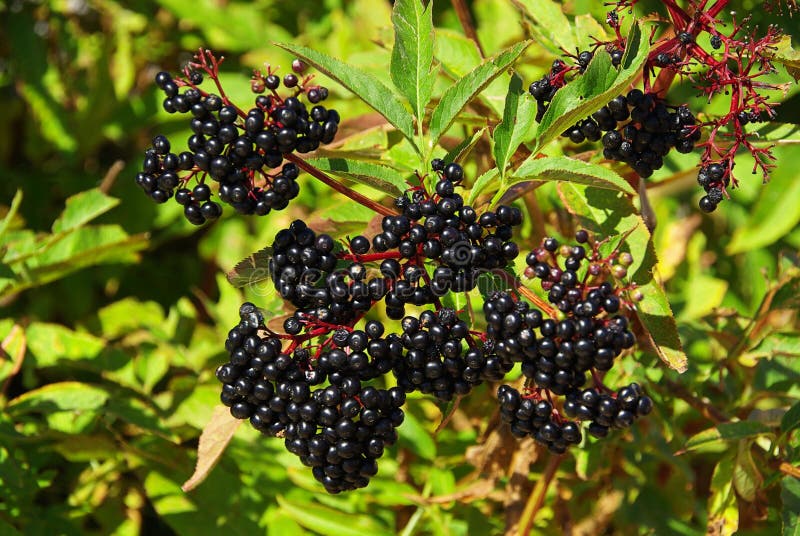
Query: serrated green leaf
512 0 576 54
390 0 435 121
781 401 800 434
782 475 800 536
534 21 647 151
682 421 772 453
508 155 636 195
493 73 537 178
275 42 418 151
769 36 800 82
52 188 120 233
225 246 274 290
467 167 500 204
305 157 407 196
430 41 531 146
276 497 393 536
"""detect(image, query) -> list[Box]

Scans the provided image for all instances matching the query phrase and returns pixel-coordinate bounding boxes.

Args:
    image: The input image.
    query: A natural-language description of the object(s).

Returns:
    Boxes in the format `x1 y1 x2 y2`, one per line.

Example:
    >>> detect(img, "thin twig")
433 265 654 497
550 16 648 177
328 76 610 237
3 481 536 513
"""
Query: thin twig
451 0 485 57
517 453 563 536
285 154 398 217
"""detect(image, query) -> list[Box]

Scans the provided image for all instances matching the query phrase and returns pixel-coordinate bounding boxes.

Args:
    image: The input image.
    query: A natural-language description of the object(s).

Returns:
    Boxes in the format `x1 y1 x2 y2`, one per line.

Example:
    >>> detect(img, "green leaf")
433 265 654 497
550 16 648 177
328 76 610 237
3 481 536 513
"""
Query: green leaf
8 381 109 414
707 456 739 534
682 421 772 453
534 21 647 151
305 157 408 196
574 14 609 49
512 0 576 54
182 405 241 492
782 475 800 536
557 183 687 371
733 440 763 502
52 188 120 233
225 246 274 290
274 42 418 151
769 36 800 82
398 410 436 460
507 155 636 195
390 0 435 121
25 322 105 367
467 167 500 204
429 41 531 146
727 146 800 254
0 190 23 244
444 127 487 165
276 497 393 536
97 298 167 339
492 73 537 178
781 401 800 434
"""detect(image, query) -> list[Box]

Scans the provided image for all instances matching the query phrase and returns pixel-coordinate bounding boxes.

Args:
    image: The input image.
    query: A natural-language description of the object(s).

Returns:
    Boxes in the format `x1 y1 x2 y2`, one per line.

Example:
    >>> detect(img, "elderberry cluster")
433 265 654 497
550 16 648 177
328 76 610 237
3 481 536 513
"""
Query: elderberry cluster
392 308 510 402
600 90 700 178
135 57 341 224
696 161 729 213
498 385 583 454
377 160 522 318
487 230 648 453
563 382 652 439
217 303 405 493
269 220 382 326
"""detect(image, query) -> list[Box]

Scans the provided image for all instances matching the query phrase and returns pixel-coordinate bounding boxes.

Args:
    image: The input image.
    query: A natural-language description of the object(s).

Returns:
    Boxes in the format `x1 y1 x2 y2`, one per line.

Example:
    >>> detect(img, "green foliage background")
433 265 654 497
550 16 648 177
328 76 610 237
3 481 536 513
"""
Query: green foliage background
0 1 798 535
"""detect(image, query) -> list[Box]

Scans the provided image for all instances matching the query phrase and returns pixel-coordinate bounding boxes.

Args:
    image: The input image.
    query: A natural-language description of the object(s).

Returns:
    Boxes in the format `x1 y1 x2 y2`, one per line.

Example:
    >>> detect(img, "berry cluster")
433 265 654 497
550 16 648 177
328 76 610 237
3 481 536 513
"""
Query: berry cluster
213 158 652 490
535 3 786 212
498 385 583 453
563 382 652 439
217 303 405 493
135 50 340 224
528 43 626 122
378 160 522 318
486 230 649 453
599 90 700 178
696 161 730 213
392 308 510 402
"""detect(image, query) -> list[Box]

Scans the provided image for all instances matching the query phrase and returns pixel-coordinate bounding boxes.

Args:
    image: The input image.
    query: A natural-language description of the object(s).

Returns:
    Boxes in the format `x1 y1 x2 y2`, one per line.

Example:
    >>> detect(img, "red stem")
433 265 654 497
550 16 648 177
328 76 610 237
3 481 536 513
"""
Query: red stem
285 154 398 217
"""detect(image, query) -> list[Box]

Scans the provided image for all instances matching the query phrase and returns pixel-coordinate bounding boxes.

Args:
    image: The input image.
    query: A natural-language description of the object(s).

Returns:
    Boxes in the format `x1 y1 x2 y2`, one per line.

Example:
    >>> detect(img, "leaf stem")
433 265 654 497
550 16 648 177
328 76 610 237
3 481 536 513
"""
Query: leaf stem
286 154 398 217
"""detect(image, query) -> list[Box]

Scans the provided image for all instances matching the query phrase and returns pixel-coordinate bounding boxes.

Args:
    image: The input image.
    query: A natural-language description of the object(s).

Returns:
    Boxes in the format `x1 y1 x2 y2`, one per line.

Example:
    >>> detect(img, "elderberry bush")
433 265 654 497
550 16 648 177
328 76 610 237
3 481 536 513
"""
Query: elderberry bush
135 50 341 224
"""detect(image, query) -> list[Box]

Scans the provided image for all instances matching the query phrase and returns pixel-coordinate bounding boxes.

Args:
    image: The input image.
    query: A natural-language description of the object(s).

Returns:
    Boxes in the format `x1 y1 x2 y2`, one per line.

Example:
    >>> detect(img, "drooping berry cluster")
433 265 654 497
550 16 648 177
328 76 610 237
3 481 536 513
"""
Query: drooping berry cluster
696 161 729 213
135 49 340 224
487 230 649 454
217 303 405 493
214 159 652 490
563 382 652 439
